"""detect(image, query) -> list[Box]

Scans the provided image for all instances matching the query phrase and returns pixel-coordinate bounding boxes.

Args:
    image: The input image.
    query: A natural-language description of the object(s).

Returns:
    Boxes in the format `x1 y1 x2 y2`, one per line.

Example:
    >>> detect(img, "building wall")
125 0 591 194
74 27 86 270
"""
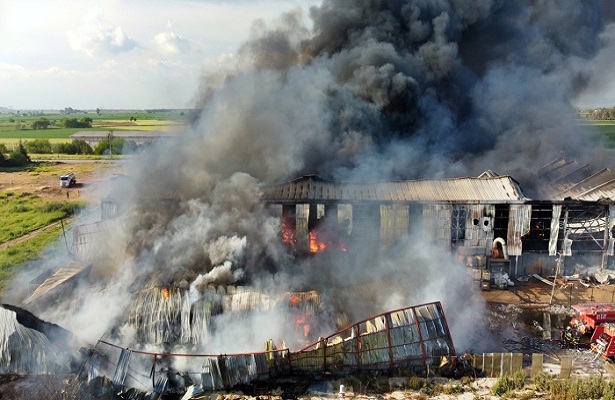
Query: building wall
268 201 613 277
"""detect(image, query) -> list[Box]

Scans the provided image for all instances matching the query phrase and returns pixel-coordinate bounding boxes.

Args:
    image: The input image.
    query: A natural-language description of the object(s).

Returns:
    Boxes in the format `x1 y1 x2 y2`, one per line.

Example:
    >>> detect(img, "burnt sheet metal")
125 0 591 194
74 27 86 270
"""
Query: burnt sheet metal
263 174 529 204
23 261 91 306
549 205 562 257
93 301 454 392
71 220 111 261
559 169 615 201
289 301 454 375
0 305 58 374
423 204 452 250
201 354 269 391
538 157 615 201
507 204 531 256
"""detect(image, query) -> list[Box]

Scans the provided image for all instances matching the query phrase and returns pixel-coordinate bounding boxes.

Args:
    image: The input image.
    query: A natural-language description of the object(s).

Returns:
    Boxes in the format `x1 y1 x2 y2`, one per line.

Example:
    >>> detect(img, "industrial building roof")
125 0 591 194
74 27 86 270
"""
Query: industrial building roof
537 157 615 202
262 174 530 204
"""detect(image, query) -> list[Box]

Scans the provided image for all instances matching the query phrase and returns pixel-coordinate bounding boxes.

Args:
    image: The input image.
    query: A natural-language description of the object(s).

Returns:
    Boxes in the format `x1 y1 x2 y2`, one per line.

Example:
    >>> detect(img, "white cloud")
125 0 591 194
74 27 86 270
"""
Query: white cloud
67 6 138 56
0 0 320 109
154 31 193 55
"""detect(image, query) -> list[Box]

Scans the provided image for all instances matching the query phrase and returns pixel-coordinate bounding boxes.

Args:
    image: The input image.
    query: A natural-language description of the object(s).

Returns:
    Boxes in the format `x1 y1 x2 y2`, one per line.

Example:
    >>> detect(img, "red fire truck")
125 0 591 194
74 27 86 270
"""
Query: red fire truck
569 303 615 335
564 303 615 356
590 323 615 360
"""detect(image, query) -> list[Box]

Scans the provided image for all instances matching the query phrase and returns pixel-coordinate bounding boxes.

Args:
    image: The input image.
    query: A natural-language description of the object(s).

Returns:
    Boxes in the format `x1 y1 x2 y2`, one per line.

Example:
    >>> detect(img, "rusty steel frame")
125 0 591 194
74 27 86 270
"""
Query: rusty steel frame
95 301 455 392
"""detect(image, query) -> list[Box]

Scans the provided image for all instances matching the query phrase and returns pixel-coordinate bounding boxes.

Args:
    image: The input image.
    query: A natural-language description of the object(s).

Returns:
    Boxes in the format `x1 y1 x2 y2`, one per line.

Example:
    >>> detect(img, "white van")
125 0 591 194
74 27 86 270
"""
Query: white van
60 173 76 188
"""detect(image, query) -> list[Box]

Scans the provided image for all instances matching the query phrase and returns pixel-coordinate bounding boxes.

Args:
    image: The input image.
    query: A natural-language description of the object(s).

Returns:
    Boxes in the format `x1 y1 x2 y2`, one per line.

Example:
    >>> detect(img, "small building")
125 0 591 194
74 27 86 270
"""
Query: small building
70 130 176 148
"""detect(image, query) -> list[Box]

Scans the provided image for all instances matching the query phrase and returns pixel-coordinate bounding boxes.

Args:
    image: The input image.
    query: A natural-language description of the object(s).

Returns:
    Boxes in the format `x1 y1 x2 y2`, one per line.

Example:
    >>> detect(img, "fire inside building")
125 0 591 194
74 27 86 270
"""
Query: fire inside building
262 158 615 282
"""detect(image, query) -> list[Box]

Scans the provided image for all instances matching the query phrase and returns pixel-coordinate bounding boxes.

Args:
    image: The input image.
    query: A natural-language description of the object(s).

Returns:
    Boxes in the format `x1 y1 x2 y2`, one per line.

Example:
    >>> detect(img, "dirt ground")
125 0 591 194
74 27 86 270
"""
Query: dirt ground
0 159 127 204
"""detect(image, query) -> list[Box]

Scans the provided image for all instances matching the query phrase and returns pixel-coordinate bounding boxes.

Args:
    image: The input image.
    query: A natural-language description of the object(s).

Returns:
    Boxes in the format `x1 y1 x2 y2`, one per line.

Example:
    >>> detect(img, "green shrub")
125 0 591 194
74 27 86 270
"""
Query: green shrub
26 138 52 154
491 371 525 396
36 201 81 215
11 204 31 213
442 382 465 394
407 377 427 391
53 139 93 155
533 372 554 392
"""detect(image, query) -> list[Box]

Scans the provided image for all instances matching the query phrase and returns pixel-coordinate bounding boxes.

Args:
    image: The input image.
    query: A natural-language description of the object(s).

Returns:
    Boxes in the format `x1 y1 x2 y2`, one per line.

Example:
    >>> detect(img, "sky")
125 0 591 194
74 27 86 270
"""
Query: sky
0 0 319 111
1 0 615 111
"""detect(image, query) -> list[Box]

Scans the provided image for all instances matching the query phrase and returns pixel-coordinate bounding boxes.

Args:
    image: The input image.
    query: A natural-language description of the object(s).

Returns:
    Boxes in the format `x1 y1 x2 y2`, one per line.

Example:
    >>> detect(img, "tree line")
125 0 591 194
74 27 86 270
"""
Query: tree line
585 107 615 120
28 117 93 130
0 137 146 167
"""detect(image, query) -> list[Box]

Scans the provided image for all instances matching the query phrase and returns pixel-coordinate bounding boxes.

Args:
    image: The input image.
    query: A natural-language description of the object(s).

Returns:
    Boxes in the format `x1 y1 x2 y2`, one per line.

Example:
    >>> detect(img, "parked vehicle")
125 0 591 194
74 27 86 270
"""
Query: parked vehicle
590 323 615 359
564 303 615 355
60 173 76 188
569 303 615 335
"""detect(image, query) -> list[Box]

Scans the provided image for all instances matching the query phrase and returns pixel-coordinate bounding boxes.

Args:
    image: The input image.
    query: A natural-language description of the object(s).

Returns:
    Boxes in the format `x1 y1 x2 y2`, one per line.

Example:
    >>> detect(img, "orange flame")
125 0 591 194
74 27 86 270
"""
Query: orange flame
162 288 170 299
309 231 327 253
281 220 296 249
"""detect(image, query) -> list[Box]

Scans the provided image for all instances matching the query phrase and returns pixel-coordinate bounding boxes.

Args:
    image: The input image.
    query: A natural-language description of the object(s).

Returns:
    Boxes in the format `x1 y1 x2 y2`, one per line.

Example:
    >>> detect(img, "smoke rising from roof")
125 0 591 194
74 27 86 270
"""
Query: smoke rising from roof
190 0 614 188
8 0 615 362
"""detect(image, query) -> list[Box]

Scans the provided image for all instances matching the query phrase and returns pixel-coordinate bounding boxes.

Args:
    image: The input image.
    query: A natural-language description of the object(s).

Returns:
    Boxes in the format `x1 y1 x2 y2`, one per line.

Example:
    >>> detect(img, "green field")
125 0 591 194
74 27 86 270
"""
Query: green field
0 110 194 145
579 120 615 146
0 189 83 292
0 224 64 293
0 191 82 244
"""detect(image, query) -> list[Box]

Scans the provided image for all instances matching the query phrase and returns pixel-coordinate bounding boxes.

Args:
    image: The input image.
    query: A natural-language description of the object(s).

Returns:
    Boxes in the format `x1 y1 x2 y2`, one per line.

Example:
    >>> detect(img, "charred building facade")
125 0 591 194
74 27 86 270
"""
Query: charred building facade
262 160 615 280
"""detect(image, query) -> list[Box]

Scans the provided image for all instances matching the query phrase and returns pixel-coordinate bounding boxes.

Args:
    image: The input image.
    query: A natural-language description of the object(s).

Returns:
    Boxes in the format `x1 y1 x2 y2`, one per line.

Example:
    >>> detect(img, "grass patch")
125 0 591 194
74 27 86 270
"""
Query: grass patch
0 159 116 176
533 372 615 400
0 224 64 293
491 370 526 396
0 191 83 244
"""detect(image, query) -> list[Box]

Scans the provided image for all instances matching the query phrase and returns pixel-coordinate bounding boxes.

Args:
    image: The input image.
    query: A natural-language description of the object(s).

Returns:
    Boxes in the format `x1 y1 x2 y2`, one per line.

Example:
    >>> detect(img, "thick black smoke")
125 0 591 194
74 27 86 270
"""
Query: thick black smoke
189 0 614 191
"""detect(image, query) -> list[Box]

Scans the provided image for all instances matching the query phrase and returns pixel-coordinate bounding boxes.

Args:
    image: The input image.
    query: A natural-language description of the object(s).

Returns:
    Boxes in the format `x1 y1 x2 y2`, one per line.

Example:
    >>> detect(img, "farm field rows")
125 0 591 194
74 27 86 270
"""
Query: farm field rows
0 110 193 146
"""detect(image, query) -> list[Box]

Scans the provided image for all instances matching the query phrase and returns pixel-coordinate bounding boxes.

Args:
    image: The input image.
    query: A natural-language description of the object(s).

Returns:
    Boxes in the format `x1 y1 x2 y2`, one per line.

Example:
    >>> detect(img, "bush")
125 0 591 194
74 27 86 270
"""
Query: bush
26 138 52 154
533 373 614 400
37 201 81 215
52 139 93 155
8 151 29 166
7 141 31 166
407 377 427 391
491 371 525 396
94 137 126 155
31 118 50 129
61 117 92 128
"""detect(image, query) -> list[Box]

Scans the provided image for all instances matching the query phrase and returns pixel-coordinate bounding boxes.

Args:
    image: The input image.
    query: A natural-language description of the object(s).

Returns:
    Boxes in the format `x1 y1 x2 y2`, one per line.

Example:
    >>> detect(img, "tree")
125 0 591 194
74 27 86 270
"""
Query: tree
31 117 51 129
73 139 93 154
53 139 93 155
94 136 125 155
8 140 30 166
62 118 92 128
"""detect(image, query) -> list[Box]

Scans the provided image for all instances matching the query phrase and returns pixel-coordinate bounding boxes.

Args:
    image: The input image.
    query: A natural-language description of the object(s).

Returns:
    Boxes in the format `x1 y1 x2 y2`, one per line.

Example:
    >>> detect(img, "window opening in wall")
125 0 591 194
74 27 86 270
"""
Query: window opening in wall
493 205 509 242
564 205 607 251
522 204 552 251
451 205 467 248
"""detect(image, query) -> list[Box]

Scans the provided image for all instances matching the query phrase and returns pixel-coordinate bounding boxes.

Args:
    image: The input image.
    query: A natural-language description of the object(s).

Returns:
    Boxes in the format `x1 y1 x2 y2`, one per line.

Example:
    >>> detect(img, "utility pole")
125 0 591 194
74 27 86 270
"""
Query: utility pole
108 130 113 159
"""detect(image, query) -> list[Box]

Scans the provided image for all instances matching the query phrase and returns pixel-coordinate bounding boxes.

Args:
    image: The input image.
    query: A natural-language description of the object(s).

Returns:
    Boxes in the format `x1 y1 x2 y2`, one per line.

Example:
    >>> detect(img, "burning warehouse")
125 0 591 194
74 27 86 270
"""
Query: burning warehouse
262 161 615 283
3 0 615 397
